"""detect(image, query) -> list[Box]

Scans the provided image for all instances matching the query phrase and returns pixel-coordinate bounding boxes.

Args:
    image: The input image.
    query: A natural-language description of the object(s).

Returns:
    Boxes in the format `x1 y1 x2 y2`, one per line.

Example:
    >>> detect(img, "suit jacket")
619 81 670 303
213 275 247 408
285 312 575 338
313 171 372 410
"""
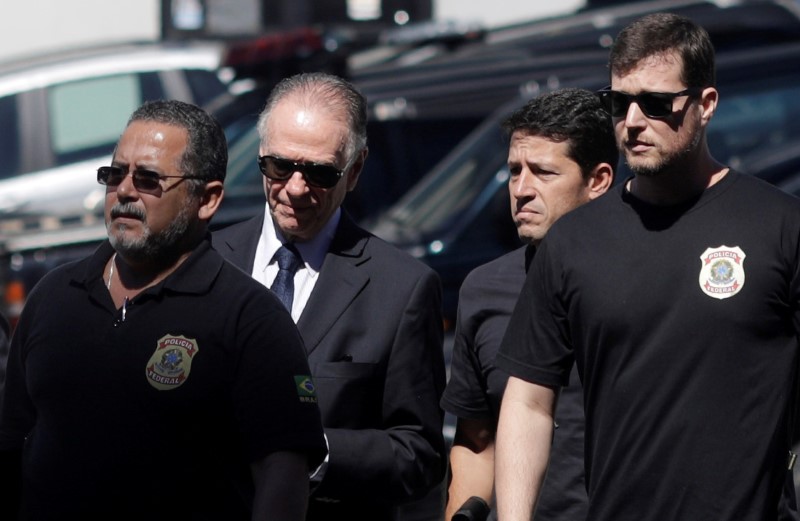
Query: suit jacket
213 212 446 520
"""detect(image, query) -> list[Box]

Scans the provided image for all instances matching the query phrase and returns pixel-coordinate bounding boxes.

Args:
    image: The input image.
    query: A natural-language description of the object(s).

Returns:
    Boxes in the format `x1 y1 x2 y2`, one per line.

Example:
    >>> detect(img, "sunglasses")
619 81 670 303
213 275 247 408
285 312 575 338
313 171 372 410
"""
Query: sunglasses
97 166 203 196
257 155 346 189
597 87 703 119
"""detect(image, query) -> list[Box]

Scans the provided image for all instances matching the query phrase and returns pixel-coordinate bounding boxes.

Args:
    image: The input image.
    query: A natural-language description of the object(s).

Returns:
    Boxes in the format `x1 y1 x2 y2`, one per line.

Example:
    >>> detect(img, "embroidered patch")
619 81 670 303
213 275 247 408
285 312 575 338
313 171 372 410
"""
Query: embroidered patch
294 375 318 403
698 246 746 300
146 335 199 391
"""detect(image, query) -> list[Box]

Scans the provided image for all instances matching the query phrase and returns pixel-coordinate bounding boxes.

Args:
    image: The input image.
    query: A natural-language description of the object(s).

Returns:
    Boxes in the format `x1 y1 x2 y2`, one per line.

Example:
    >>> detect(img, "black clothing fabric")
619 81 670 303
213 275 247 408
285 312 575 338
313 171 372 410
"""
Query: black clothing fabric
0 311 9 411
497 172 800 521
214 212 446 521
441 246 587 521
0 239 326 520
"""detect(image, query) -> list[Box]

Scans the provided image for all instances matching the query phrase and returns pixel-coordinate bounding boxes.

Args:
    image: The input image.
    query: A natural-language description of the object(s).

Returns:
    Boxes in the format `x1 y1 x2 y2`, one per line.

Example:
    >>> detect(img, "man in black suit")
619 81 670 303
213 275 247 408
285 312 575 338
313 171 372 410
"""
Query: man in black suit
213 72 447 520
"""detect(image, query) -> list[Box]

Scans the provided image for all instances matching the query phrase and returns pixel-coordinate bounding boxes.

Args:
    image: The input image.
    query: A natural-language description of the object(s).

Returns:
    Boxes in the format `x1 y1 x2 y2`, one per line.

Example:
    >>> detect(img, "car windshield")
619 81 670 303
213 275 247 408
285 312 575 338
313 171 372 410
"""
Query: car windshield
372 102 512 242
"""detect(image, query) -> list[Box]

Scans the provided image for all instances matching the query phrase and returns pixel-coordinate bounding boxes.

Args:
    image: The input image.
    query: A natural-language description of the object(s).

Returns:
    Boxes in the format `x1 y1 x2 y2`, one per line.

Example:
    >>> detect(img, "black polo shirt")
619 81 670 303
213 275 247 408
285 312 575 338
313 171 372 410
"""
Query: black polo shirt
0 239 326 520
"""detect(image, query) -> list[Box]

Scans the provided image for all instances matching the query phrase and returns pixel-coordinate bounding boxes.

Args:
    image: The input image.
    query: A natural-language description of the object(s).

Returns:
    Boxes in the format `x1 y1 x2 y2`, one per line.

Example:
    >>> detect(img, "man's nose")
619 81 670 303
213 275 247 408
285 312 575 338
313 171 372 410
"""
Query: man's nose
115 171 140 199
284 170 309 194
624 102 648 128
512 172 537 197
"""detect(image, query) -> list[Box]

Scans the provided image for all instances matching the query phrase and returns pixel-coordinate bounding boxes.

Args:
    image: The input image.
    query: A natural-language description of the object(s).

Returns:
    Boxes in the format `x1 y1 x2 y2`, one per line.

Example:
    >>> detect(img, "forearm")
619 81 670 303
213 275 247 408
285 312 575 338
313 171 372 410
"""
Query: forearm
251 451 310 521
495 378 556 521
445 440 495 520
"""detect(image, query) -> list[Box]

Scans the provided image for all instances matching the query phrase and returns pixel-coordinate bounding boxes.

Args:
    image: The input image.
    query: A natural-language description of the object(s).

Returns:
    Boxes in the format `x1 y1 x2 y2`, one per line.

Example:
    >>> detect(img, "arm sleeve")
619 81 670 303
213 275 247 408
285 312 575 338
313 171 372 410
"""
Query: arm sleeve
441 275 494 420
232 302 327 468
316 270 447 503
496 240 574 388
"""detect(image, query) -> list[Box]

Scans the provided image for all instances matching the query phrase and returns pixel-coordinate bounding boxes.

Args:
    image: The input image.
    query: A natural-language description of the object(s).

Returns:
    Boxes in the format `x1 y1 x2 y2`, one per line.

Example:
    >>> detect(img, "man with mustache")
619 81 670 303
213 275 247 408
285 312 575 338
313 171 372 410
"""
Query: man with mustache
0 100 326 520
495 13 800 521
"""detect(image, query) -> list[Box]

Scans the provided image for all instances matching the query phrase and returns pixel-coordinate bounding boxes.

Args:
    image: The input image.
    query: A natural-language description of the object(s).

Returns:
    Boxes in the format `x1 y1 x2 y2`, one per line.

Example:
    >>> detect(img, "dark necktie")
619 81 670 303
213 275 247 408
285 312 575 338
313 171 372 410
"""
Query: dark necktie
270 244 302 312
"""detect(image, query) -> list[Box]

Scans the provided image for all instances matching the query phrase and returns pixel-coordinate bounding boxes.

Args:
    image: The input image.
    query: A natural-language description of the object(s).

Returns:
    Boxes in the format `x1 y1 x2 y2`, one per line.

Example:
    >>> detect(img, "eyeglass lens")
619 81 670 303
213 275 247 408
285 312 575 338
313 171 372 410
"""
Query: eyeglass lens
97 166 165 195
599 89 699 119
258 156 344 189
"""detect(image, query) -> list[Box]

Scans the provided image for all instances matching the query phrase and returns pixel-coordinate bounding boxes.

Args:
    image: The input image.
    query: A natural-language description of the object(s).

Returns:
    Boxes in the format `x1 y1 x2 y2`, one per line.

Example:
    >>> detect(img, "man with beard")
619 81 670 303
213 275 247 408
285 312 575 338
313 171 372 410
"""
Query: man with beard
495 13 800 521
0 100 326 521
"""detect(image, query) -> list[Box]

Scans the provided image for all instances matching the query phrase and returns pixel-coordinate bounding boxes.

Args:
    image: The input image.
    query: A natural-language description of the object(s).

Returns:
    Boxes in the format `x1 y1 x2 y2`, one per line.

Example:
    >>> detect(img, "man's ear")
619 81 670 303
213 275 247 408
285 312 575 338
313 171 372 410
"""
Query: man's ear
345 147 368 192
699 86 719 126
197 180 224 221
587 163 614 200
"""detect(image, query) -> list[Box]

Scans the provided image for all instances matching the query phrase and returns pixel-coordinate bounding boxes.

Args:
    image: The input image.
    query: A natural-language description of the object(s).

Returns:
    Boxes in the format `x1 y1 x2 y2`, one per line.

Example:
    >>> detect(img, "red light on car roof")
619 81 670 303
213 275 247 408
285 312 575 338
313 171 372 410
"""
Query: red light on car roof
222 27 325 69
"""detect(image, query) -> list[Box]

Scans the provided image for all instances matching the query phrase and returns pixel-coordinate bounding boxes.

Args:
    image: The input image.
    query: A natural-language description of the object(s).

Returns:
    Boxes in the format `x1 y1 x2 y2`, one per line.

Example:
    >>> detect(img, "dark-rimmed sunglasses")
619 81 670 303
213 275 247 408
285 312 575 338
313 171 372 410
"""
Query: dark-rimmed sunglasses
257 155 346 189
597 86 703 119
97 166 203 196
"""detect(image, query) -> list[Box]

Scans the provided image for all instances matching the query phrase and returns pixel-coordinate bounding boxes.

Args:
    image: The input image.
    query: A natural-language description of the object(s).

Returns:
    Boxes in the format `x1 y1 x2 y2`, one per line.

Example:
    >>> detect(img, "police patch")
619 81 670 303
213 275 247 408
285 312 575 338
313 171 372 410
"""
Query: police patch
698 246 746 300
146 334 199 391
294 375 318 403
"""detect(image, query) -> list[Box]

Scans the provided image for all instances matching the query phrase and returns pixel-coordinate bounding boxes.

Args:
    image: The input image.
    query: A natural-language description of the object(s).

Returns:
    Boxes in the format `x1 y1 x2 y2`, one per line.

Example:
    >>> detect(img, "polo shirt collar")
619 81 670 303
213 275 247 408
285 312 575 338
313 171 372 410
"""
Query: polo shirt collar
76 236 223 297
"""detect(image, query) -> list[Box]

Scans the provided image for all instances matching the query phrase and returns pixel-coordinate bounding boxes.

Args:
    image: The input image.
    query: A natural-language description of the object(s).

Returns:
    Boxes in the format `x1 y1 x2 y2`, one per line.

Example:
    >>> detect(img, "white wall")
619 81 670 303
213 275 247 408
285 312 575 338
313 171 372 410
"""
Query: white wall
0 0 584 63
435 0 584 28
0 0 159 62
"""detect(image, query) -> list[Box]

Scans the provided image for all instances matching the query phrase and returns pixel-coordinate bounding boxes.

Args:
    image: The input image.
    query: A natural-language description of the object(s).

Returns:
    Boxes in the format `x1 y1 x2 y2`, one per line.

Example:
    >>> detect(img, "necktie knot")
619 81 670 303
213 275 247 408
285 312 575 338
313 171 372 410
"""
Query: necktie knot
270 244 302 313
274 244 301 272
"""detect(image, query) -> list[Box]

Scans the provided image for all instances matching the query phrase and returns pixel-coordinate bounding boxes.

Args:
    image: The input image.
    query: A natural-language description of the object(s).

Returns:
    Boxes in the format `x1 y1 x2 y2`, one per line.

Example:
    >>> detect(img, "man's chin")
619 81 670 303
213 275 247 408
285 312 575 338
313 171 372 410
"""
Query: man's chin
110 239 147 260
517 226 543 245
625 156 666 178
276 224 312 242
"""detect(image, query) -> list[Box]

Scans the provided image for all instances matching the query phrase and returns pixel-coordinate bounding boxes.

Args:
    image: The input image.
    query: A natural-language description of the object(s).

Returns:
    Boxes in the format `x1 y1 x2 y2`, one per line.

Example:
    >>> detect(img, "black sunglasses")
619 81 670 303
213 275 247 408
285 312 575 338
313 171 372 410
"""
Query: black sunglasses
597 87 703 119
257 155 346 189
97 166 203 196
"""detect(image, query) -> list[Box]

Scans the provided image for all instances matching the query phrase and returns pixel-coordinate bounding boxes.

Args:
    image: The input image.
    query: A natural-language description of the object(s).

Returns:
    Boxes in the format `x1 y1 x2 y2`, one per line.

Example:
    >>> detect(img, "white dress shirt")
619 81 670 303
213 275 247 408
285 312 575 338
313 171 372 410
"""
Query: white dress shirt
251 205 340 323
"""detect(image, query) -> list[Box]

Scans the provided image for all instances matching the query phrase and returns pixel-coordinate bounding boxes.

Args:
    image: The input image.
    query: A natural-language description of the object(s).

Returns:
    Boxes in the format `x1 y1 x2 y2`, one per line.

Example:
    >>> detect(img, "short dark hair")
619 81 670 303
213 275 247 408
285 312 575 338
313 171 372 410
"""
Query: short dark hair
127 99 228 194
609 13 716 88
502 88 617 178
257 72 368 162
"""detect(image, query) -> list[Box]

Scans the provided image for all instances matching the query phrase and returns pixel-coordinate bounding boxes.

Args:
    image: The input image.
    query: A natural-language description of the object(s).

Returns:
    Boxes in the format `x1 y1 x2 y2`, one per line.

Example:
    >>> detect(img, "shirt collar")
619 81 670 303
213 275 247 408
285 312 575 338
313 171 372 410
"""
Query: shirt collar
77 237 223 296
261 205 340 271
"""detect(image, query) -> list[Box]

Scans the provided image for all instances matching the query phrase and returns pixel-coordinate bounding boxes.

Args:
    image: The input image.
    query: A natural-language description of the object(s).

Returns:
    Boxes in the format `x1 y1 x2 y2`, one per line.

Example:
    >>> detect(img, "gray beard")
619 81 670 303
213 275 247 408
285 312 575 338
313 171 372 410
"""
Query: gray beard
108 202 194 263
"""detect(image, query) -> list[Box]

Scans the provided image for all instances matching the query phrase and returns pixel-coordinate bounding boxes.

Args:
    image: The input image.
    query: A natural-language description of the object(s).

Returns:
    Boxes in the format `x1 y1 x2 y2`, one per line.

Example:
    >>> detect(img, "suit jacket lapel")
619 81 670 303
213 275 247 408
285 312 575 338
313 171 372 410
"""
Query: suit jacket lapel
217 213 264 273
298 214 371 355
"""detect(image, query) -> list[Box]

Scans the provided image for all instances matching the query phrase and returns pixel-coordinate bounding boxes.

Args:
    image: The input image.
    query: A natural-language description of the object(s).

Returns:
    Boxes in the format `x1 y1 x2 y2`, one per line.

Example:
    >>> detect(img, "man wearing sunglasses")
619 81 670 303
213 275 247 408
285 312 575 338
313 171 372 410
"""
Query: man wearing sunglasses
0 100 327 520
213 73 446 521
496 13 800 521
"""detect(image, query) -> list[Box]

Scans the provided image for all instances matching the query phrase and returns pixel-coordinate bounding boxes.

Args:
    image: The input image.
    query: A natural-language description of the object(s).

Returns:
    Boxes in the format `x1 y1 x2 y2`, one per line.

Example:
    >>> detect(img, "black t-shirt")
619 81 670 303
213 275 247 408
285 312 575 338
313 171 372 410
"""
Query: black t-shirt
442 246 587 521
0 240 326 520
498 172 800 521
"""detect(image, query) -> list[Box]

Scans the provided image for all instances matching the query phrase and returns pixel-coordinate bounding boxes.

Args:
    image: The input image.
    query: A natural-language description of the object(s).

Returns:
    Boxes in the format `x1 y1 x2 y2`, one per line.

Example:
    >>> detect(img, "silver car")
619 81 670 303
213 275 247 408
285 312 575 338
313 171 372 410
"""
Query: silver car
0 40 231 237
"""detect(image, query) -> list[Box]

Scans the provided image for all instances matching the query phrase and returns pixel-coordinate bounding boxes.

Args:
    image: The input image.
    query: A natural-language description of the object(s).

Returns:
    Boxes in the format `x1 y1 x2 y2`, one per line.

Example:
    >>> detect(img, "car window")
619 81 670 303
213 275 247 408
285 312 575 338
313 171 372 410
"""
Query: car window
710 77 800 168
48 74 144 167
0 94 20 180
184 69 228 106
382 119 509 237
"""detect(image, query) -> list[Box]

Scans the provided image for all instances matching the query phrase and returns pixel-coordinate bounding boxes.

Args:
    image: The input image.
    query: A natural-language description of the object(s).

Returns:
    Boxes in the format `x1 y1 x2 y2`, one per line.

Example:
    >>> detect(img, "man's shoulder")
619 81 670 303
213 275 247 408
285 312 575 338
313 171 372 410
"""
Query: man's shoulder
212 214 262 244
204 246 290 313
462 247 526 292
728 170 800 206
338 221 438 279
543 189 620 246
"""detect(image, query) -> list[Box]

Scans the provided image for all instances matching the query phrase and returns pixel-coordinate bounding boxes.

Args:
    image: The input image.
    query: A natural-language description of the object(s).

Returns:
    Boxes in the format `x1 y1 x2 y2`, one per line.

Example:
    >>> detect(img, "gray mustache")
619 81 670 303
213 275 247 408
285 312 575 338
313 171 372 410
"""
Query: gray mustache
110 203 146 221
